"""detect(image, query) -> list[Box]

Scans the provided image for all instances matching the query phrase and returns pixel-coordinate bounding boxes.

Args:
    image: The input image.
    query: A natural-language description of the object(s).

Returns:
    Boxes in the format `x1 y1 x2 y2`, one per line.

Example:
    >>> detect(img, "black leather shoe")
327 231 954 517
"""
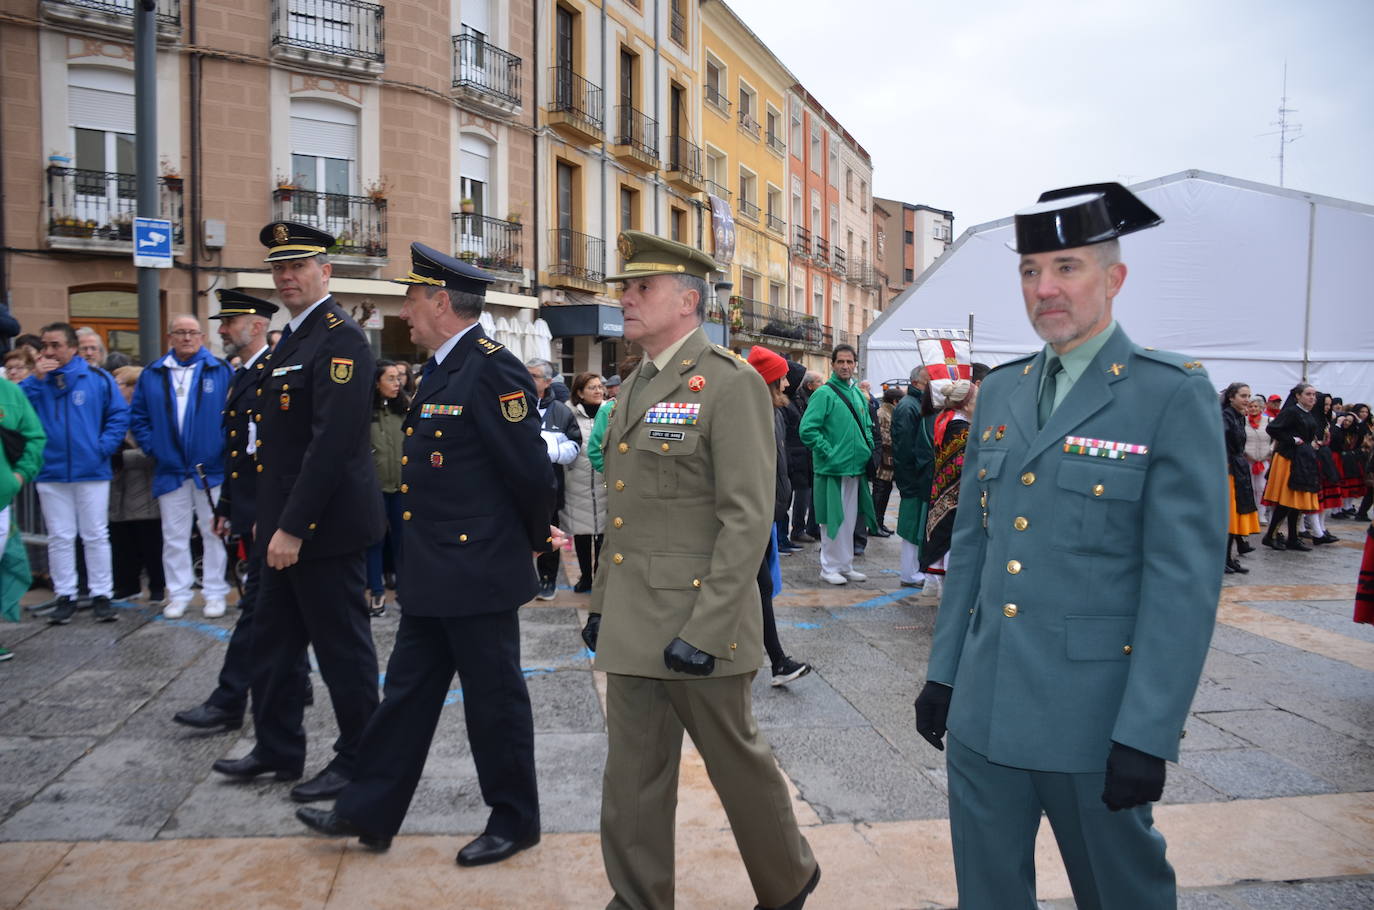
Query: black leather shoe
1226 558 1249 574
455 831 540 866
295 807 391 850
1236 538 1255 554
872 526 894 538
755 864 821 910
1287 538 1312 552
1314 532 1339 545
1223 562 1235 574
174 703 243 731
212 753 300 781
572 577 592 593
290 768 350 803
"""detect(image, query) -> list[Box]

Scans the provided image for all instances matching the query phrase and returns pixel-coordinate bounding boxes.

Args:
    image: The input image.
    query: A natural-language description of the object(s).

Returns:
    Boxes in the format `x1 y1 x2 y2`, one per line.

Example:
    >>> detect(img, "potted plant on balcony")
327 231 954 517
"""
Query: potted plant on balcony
364 176 392 205
107 214 134 242
460 198 476 214
160 157 183 192
274 171 298 202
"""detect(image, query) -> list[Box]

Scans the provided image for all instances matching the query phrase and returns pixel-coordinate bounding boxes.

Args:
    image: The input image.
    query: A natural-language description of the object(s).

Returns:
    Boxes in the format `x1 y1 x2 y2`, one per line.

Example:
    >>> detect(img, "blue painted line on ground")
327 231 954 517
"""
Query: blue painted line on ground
785 621 824 630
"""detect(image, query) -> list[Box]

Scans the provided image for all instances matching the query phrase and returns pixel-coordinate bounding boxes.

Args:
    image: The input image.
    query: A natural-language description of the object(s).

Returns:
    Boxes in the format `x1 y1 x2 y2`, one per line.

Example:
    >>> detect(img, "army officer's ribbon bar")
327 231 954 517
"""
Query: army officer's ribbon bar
1063 435 1149 460
645 402 701 425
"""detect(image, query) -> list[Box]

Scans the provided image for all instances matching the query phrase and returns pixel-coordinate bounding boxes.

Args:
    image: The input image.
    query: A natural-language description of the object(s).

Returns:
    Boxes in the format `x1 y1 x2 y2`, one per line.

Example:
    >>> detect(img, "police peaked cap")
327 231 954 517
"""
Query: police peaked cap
210 289 279 320
393 242 495 296
1013 182 1163 255
260 221 335 262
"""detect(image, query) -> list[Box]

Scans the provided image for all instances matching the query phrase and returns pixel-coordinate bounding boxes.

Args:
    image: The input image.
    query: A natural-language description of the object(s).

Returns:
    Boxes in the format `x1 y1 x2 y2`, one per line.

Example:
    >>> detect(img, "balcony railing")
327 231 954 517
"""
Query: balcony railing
738 110 760 138
730 298 824 346
766 131 785 155
737 199 760 222
613 105 659 166
42 0 180 31
452 213 522 275
272 0 384 65
548 67 604 137
272 187 386 258
832 246 847 276
704 179 731 202
452 34 521 109
766 212 785 234
549 228 604 284
792 226 811 257
46 166 183 246
704 83 731 116
665 135 703 187
814 236 830 265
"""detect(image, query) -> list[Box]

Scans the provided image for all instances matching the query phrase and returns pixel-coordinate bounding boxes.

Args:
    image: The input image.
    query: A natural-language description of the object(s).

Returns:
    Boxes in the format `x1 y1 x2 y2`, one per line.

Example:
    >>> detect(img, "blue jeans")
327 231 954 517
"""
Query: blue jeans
366 491 405 596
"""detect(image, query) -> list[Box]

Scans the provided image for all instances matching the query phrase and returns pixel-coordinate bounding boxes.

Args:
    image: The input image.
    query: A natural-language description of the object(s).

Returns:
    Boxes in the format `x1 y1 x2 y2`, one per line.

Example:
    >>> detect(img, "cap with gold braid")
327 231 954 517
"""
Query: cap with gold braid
259 221 335 262
605 230 721 282
210 289 279 320
392 242 495 296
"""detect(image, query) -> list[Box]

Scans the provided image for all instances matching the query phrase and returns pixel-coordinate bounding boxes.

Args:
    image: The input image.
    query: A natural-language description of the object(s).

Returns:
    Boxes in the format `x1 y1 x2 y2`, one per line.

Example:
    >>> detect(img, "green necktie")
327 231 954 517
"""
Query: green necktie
1037 356 1063 429
630 360 660 414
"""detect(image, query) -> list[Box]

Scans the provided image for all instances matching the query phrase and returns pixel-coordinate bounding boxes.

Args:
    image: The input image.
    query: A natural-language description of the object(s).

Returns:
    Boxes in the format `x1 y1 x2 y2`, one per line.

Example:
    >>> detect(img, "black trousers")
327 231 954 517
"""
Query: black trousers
756 538 785 669
335 610 538 840
110 519 165 597
573 533 603 582
205 551 309 718
790 482 817 537
872 477 895 527
250 552 378 777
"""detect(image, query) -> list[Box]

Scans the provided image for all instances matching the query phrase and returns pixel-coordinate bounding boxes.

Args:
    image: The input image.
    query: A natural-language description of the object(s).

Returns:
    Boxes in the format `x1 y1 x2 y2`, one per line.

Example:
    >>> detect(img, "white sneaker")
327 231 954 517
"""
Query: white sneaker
202 599 227 619
163 599 189 619
924 576 943 599
820 571 848 585
840 569 867 582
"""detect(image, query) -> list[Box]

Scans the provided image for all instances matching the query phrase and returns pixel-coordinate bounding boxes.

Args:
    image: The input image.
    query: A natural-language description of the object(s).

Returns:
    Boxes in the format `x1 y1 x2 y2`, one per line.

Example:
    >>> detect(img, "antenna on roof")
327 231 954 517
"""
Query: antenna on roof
1262 62 1303 187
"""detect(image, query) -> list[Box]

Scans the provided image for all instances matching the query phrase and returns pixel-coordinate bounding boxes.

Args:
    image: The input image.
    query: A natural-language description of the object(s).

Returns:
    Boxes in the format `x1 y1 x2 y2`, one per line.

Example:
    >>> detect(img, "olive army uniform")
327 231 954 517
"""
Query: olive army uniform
590 231 818 910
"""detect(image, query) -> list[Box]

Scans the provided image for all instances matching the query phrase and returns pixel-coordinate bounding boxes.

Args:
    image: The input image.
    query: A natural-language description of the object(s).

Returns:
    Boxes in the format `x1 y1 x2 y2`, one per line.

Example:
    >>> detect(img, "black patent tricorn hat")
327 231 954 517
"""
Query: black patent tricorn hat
1013 182 1163 254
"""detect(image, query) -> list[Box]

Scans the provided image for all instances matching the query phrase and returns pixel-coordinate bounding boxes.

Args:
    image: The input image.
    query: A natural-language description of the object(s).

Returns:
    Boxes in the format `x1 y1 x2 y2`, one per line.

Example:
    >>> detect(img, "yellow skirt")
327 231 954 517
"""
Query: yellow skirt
1261 453 1319 512
1228 481 1260 535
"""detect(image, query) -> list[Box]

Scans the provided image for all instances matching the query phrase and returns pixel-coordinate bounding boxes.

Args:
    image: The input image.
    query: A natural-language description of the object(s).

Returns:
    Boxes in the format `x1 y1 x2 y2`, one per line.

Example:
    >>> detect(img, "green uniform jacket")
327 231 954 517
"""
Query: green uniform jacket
590 327 773 678
926 325 1227 771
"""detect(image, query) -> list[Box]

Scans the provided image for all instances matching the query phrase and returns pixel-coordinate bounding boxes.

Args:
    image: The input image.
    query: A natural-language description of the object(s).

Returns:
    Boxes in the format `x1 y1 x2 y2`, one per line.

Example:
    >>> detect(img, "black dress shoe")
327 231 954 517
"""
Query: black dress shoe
1224 562 1235 574
1287 538 1312 552
455 831 540 866
871 526 893 538
755 864 821 910
290 768 351 803
173 703 243 731
1226 558 1249 574
295 807 391 850
213 753 300 781
1314 532 1339 545
1236 539 1255 554
572 577 592 593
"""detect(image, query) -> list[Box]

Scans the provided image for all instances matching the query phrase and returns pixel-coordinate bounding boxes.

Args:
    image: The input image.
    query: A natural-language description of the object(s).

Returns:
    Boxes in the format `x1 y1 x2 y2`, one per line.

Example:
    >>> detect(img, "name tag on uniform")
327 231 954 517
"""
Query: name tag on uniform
271 364 304 377
648 429 685 440
645 402 701 425
420 403 463 418
1063 435 1149 459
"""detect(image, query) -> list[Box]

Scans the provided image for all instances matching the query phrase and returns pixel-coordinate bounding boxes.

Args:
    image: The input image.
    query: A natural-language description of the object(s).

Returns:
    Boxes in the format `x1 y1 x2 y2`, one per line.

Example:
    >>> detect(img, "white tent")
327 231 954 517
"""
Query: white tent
862 170 1374 399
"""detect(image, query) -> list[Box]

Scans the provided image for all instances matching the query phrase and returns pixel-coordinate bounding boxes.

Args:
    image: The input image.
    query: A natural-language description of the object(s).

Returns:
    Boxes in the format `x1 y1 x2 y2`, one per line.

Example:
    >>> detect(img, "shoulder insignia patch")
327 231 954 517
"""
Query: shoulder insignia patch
1183 360 1203 369
498 390 528 423
1022 363 1033 375
329 357 354 384
476 338 504 356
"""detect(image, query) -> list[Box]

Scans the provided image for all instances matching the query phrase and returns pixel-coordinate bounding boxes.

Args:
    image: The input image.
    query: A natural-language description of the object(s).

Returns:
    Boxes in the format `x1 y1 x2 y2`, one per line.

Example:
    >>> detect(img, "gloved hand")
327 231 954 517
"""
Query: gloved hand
663 637 715 676
1102 741 1166 811
581 613 600 652
914 681 953 751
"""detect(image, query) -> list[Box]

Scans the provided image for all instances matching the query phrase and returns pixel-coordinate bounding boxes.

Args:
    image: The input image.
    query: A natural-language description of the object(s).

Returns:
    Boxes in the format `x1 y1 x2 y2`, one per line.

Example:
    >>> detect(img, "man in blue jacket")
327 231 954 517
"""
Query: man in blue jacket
22 322 129 624
130 314 234 619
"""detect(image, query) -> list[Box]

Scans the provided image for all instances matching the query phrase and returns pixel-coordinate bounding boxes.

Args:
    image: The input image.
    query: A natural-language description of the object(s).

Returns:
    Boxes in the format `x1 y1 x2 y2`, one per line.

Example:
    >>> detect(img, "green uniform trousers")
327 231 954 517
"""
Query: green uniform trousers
947 734 1175 910
601 672 815 910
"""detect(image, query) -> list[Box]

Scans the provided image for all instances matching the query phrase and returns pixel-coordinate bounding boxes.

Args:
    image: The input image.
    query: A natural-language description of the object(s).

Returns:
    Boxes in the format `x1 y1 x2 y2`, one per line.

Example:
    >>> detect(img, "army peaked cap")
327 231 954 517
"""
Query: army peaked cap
392 242 495 295
605 230 721 282
260 221 335 262
1013 182 1162 255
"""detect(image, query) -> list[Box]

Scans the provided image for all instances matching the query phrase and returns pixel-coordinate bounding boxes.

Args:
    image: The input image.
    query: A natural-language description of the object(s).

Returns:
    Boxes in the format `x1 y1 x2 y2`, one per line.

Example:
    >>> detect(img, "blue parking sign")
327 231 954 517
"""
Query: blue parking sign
133 217 173 269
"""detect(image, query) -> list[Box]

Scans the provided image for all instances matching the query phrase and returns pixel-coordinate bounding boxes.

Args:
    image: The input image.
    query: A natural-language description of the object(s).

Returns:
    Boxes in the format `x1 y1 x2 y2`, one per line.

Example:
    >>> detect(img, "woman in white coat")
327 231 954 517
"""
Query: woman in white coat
561 372 608 592
1244 396 1272 524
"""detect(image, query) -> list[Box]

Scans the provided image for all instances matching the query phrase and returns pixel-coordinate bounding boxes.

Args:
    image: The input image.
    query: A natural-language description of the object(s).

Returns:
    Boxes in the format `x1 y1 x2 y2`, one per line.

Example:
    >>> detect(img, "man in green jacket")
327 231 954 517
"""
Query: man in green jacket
798 344 876 585
0 377 46 644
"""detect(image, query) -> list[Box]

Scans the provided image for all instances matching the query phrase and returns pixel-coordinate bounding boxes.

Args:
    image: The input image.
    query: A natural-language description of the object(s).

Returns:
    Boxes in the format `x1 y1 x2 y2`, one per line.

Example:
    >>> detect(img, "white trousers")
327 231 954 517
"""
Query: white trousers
900 539 925 585
0 505 10 549
158 478 229 603
37 481 112 598
1251 468 1269 522
819 475 859 575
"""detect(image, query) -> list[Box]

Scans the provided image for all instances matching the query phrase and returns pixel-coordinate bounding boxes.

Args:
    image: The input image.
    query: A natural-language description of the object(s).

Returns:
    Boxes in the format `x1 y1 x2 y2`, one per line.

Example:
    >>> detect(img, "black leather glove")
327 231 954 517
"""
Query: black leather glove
1102 741 1166 811
914 681 953 751
663 637 715 676
581 614 600 652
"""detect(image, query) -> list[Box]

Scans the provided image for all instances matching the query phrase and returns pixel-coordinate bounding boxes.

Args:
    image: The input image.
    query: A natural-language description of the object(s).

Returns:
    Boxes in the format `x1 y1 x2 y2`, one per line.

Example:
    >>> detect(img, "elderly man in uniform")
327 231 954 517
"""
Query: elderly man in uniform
212 223 384 804
913 184 1227 909
583 231 820 910
295 243 560 866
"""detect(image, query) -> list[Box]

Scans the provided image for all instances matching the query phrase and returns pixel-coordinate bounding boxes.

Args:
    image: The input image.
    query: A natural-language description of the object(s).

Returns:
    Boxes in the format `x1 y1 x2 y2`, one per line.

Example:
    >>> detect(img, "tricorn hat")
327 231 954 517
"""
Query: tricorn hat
1013 182 1162 255
392 242 495 296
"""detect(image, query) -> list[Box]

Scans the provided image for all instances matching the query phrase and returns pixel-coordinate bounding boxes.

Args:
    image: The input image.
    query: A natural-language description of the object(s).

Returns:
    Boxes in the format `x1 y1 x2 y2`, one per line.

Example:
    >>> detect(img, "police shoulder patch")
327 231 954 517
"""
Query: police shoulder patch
329 357 354 384
498 390 528 422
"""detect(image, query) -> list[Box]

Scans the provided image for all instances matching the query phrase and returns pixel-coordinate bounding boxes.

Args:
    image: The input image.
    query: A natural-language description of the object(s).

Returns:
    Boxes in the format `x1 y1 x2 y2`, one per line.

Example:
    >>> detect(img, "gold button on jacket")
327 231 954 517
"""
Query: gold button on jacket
1013 516 1029 531
1007 560 1022 574
1020 471 1036 485
1003 603 1019 617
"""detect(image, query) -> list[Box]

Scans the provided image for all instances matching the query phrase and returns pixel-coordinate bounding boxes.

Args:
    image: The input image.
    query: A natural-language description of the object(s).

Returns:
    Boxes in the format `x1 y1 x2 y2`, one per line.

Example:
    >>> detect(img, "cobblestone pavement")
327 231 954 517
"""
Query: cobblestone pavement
1 514 1371 908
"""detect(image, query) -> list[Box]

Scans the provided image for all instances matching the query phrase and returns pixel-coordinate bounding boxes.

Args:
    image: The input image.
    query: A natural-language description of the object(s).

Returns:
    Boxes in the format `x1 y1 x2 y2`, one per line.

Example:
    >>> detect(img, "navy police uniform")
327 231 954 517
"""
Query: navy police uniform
246 224 384 781
918 185 1228 910
331 244 555 847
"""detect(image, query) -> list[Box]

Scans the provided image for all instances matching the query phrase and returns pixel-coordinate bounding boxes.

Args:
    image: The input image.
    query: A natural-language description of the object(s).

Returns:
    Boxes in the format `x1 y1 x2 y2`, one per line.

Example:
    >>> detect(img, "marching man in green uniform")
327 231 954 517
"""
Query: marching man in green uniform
583 231 821 910
913 184 1228 909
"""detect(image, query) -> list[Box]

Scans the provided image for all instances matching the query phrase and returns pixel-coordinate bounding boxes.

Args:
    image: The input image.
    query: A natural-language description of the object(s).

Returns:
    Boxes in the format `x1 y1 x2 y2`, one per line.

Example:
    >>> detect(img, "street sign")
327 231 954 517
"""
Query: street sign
133 217 173 268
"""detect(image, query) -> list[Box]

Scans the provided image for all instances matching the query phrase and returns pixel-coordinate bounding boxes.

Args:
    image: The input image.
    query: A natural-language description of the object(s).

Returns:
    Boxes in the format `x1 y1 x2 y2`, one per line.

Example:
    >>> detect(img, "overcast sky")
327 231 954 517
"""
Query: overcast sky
725 0 1374 230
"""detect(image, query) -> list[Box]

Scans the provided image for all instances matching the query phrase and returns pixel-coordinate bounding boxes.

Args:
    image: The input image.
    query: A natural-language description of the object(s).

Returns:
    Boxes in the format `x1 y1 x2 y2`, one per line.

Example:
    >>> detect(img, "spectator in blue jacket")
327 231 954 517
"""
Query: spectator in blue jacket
130 314 233 620
21 322 129 624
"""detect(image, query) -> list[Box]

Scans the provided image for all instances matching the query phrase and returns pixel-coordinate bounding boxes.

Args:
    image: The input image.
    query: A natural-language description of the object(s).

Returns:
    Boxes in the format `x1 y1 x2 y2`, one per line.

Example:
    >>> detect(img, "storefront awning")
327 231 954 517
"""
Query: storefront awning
539 304 624 338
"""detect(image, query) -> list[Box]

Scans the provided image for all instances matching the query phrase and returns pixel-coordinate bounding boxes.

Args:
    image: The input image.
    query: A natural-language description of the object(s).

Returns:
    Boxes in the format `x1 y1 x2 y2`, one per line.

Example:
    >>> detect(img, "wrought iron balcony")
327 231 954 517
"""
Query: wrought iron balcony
737 199 760 222
41 0 181 35
704 83 731 116
452 213 522 275
737 110 760 139
703 179 732 202
814 236 830 265
548 67 605 143
271 0 384 72
831 246 847 276
766 131 785 155
665 135 704 193
766 212 786 234
792 226 811 257
272 187 386 258
730 298 824 346
549 228 604 286
46 166 183 250
452 34 521 110
612 105 659 170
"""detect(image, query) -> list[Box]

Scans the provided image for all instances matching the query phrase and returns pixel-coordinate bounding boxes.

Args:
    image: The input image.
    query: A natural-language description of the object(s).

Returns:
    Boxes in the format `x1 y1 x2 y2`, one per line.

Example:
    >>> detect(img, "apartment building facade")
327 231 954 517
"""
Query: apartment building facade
873 197 954 296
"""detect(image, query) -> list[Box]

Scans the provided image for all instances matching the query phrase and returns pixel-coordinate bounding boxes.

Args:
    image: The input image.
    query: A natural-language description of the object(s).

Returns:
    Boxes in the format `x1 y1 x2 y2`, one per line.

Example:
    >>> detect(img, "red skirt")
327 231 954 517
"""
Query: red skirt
1357 526 1374 625
1317 448 1344 510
